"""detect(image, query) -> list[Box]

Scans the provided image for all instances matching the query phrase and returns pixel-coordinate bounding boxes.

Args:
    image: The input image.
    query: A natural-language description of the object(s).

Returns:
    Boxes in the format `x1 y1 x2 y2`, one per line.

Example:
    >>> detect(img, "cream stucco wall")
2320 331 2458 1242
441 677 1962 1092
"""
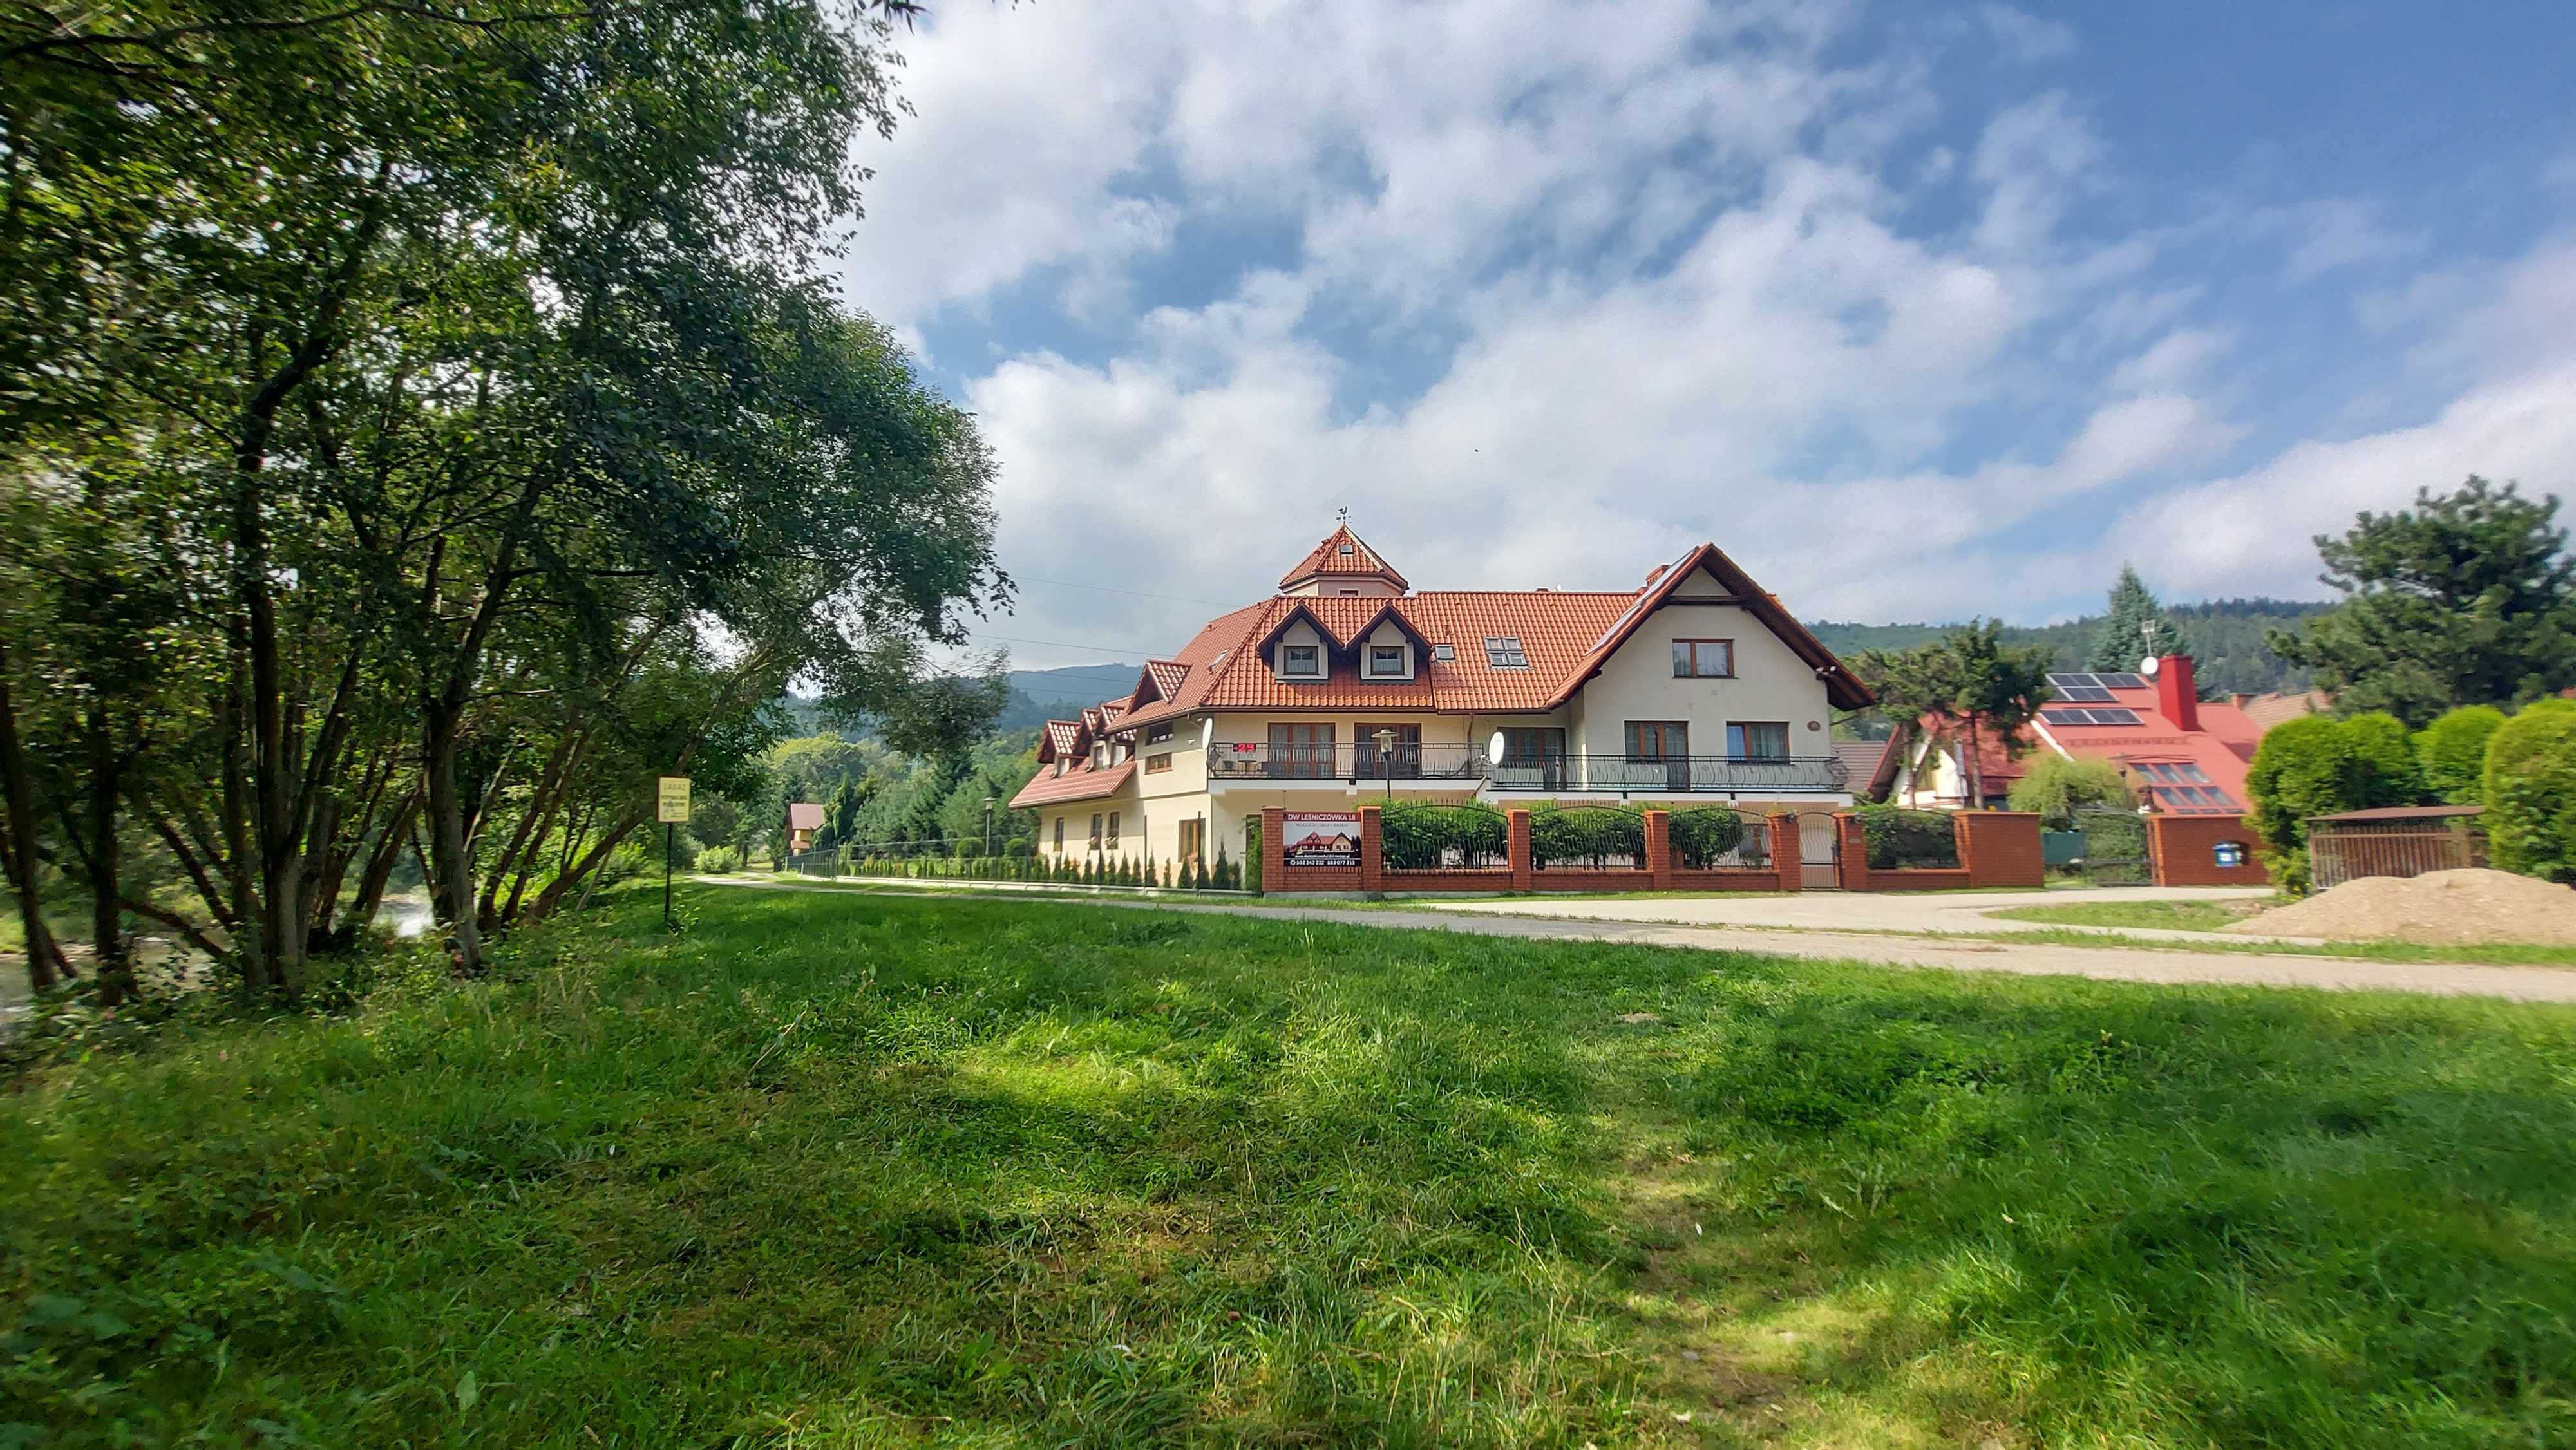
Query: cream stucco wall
1568 565 1833 763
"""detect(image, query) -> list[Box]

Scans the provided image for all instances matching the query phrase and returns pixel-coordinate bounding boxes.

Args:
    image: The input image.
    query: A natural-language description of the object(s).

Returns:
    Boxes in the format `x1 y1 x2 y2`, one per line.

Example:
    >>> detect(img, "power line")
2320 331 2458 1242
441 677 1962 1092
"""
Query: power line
1010 574 1231 607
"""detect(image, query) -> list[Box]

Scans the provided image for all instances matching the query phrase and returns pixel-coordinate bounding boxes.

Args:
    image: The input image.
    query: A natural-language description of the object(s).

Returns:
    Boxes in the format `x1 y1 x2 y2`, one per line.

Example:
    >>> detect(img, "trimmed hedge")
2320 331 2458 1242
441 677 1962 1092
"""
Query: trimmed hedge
2483 700 2576 884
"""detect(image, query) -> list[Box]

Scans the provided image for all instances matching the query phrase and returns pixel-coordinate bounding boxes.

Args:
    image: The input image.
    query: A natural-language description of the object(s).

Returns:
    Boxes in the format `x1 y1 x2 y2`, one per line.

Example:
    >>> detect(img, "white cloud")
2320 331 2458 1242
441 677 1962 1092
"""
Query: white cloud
2117 361 2576 597
827 1 2576 660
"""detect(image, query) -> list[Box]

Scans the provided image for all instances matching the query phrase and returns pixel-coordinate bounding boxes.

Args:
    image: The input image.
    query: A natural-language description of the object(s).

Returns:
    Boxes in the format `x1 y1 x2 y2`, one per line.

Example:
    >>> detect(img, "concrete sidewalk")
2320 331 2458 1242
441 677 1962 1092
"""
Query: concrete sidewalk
706 876 2576 1004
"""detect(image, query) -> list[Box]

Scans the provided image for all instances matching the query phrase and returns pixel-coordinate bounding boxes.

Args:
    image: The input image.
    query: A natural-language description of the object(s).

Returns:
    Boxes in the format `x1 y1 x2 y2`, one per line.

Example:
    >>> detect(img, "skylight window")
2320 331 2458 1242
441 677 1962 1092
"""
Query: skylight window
1432 643 1454 661
1484 637 1529 668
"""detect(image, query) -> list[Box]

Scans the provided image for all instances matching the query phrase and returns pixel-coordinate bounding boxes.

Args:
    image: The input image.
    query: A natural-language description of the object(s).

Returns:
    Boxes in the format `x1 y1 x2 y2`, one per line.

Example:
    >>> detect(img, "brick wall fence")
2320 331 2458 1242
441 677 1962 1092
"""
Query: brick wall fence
2146 814 2271 887
1832 810 2045 892
1260 806 2040 896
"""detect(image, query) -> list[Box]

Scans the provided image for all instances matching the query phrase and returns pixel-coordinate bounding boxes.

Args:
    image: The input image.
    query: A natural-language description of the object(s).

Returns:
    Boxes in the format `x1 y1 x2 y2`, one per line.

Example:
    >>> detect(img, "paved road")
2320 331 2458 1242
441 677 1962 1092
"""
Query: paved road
1412 883 2287 943
707 876 2576 1004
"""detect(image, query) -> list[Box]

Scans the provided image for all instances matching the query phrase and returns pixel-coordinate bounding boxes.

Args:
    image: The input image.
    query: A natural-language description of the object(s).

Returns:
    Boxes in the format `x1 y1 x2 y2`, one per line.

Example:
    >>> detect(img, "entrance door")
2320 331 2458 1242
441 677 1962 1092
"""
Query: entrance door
1798 813 1840 890
1268 722 1334 779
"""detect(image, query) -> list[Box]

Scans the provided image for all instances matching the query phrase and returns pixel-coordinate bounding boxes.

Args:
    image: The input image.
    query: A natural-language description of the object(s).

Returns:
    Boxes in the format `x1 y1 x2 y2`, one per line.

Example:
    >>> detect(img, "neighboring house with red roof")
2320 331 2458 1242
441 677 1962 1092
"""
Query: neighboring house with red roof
784 801 826 855
1889 655 2261 816
1009 523 1875 869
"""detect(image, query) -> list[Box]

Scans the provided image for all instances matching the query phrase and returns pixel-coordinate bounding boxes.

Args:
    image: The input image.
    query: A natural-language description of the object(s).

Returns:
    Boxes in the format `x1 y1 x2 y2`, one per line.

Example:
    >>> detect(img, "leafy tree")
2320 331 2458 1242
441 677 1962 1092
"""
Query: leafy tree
2244 713 2428 892
2269 478 2576 726
2414 705 2507 806
2087 565 2177 672
2007 755 2134 827
1854 621 2054 807
2482 701 2576 883
0 1 1002 996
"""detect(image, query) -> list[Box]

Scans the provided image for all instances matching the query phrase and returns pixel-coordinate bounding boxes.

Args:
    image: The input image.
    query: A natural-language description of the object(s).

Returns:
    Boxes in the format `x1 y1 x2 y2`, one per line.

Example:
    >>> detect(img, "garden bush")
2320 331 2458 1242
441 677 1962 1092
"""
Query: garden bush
695 844 743 873
1667 808 1752 869
1378 802 1509 870
2007 754 2132 828
2482 700 2576 884
1528 805 1645 869
2415 704 2506 805
1853 805 1958 871
2244 712 2427 892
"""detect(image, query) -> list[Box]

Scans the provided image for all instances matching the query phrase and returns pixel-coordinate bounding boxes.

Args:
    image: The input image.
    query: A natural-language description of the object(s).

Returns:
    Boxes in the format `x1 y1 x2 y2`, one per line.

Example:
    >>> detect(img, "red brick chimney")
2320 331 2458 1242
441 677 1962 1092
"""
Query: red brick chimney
2154 654 2199 731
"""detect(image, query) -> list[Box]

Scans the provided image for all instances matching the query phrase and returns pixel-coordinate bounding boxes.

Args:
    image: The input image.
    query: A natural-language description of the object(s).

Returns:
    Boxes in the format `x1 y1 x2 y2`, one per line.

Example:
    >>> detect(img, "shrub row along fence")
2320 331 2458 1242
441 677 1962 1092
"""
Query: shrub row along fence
1263 804 2046 894
784 838 1251 891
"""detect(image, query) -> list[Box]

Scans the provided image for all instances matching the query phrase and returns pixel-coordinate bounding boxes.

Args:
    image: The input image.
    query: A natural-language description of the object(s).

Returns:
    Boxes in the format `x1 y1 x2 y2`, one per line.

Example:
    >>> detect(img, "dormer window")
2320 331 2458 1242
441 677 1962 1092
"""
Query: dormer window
1368 644 1408 678
1281 643 1322 677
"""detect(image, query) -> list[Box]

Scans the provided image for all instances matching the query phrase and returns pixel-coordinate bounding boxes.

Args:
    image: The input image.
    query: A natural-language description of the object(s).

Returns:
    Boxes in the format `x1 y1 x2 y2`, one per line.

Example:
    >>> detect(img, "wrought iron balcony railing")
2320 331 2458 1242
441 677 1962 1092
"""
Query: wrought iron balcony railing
1205 742 1487 782
1488 754 1850 794
1203 745 1851 794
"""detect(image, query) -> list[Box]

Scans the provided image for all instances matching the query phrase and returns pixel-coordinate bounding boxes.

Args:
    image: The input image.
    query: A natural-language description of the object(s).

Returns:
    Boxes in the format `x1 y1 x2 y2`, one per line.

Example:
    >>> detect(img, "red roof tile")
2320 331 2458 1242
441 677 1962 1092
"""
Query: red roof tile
2031 676 2265 810
1008 760 1137 809
1278 523 1408 590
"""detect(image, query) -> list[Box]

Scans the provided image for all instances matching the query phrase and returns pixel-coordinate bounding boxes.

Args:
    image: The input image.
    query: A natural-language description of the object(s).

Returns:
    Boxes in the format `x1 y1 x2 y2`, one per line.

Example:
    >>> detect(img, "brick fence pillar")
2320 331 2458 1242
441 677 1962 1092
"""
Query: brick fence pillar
1768 814 1803 892
1958 811 2044 888
1643 809 1673 891
1834 811 1873 891
1508 808 1533 892
1358 805 1384 894
1260 807 1286 894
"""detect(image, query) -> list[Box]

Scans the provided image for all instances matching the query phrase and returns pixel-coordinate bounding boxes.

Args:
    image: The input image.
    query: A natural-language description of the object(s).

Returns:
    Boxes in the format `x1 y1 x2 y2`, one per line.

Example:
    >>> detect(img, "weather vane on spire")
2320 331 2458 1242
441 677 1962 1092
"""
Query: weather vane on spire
1336 505 1349 524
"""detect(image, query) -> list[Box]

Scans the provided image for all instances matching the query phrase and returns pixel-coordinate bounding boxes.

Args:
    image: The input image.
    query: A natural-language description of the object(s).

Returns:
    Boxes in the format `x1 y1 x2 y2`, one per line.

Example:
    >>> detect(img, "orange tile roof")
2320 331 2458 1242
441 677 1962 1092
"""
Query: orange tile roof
1278 523 1408 590
1104 543 1871 730
1038 719 1087 762
1008 760 1137 809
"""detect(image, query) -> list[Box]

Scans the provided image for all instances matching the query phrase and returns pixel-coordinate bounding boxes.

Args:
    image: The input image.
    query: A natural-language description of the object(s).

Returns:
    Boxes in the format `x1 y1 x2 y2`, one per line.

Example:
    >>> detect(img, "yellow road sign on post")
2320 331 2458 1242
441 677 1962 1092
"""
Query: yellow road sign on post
657 776 692 824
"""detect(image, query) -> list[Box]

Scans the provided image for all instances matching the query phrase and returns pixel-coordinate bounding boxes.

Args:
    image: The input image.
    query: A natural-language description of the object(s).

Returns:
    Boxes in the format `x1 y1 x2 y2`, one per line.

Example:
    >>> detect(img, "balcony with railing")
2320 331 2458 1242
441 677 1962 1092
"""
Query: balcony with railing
1488 754 1850 795
1206 742 1487 784
1203 744 1851 795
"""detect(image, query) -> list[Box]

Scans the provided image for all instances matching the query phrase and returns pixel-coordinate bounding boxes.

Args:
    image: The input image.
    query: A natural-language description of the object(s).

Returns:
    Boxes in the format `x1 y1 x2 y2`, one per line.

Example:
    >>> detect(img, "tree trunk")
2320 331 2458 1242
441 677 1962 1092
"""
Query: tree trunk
220 633 269 995
524 811 643 923
338 784 419 943
85 704 128 1006
0 639 67 990
421 692 482 975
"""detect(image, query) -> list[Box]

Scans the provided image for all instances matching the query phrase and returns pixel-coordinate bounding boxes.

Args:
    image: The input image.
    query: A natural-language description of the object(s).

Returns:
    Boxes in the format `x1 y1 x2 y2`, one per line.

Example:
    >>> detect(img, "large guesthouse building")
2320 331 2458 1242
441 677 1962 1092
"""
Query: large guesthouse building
1009 525 1875 874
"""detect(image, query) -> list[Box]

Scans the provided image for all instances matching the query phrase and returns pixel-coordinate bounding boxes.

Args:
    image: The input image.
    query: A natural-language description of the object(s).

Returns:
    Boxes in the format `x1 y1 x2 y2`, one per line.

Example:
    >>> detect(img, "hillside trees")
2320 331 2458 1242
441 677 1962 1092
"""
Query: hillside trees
2269 478 2576 725
2087 565 2177 672
0 1 1004 996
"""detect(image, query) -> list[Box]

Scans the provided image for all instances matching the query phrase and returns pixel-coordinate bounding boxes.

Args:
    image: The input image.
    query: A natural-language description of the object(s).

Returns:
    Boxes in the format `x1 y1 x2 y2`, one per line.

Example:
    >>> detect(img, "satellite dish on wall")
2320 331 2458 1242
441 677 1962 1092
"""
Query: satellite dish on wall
1488 731 1507 764
2139 655 2161 677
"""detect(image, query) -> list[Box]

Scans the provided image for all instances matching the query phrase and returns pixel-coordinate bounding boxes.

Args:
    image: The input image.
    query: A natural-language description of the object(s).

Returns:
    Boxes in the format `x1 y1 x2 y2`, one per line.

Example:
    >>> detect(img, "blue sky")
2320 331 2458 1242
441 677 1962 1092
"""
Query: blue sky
834 1 2576 673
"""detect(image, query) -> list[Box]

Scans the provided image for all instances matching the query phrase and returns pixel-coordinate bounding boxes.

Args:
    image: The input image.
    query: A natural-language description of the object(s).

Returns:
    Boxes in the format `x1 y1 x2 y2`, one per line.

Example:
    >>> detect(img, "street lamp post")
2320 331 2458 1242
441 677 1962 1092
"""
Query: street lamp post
1374 728 1399 800
983 796 996 858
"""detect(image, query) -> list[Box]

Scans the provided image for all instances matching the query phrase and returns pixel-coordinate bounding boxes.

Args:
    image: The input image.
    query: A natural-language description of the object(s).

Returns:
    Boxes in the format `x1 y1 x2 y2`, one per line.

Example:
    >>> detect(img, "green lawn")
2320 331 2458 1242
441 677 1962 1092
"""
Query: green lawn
6 889 2575 1447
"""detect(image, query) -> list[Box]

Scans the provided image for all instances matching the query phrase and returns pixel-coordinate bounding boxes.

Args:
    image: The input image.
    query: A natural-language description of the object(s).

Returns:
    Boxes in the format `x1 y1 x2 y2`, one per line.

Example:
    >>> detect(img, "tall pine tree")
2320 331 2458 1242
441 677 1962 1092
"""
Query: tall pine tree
2088 564 2177 671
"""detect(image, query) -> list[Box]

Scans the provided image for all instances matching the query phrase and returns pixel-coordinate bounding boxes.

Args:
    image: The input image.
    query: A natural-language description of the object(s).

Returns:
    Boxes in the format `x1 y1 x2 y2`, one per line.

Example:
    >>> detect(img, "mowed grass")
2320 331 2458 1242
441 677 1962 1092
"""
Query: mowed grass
5 890 2576 1447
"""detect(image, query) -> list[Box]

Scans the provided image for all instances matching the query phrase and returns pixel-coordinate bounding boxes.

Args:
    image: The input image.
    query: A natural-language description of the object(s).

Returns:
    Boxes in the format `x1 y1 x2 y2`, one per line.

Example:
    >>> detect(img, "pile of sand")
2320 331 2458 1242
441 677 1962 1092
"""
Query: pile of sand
2225 868 2576 945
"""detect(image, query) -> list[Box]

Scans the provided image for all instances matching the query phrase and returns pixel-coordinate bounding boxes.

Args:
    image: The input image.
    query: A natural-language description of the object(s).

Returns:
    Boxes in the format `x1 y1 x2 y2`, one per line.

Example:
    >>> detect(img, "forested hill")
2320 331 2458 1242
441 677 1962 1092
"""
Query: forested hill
1806 598 2334 696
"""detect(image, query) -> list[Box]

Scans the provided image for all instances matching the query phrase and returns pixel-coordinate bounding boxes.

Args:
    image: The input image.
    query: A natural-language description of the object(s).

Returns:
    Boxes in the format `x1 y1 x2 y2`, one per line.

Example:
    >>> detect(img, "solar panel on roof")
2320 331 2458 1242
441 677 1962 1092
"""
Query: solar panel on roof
2046 672 2101 688
2053 685 2116 703
2096 672 2146 689
2090 708 2141 725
